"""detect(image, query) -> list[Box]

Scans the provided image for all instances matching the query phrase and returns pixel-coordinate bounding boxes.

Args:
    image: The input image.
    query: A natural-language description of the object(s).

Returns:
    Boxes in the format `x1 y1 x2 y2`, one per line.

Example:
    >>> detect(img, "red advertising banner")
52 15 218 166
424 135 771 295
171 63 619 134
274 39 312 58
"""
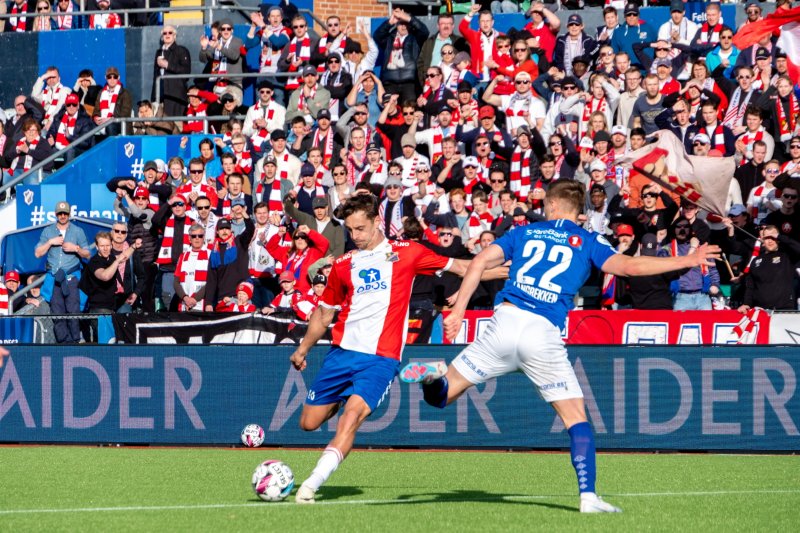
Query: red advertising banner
442 310 772 345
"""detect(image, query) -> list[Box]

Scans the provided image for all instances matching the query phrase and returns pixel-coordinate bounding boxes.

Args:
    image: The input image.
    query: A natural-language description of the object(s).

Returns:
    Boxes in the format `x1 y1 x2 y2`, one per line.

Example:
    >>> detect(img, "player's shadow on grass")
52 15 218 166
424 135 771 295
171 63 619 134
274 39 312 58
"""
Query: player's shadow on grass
377 490 577 512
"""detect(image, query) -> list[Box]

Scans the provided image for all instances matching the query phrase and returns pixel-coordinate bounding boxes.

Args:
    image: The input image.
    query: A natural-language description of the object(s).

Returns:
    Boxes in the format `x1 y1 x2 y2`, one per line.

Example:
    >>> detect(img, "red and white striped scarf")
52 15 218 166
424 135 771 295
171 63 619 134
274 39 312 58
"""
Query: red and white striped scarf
156 214 194 265
509 146 531 201
777 93 800 141
698 22 722 45
297 84 316 112
250 101 276 151
285 35 312 90
235 150 253 175
98 83 121 119
9 2 28 32
739 128 765 166
90 12 122 29
731 307 761 344
451 99 478 124
293 183 326 198
0 283 8 316
391 34 406 67
259 25 291 71
700 123 726 149
56 2 74 29
430 127 447 164
318 32 346 57
598 148 616 179
468 211 494 240
722 87 754 129
54 111 77 150
255 177 284 213
42 84 67 124
185 102 208 133
218 193 247 217
743 239 761 274
11 136 39 174
211 38 233 79
313 128 335 169
175 248 209 311
581 96 607 132
379 197 404 238
346 148 368 186
224 302 256 313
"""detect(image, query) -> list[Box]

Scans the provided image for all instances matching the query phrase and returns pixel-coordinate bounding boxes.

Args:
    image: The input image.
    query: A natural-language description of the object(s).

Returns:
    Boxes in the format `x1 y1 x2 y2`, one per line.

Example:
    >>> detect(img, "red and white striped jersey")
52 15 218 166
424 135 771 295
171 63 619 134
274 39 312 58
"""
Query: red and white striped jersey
321 239 453 360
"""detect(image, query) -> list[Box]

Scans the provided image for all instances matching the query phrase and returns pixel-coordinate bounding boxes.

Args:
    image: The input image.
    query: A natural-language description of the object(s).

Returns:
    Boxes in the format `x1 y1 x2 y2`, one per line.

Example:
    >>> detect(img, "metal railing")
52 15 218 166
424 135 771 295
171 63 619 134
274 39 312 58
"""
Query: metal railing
154 71 294 112
379 0 443 17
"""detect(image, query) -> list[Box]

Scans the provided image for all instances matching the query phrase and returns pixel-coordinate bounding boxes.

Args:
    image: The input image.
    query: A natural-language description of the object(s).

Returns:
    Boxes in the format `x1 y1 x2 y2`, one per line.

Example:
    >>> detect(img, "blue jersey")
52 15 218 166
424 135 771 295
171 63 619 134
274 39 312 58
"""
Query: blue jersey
492 219 617 329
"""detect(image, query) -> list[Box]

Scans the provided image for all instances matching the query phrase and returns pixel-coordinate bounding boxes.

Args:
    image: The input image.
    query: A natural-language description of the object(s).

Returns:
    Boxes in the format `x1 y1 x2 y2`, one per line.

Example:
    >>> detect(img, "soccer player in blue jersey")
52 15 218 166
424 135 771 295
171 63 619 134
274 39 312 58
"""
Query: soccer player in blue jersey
401 180 720 513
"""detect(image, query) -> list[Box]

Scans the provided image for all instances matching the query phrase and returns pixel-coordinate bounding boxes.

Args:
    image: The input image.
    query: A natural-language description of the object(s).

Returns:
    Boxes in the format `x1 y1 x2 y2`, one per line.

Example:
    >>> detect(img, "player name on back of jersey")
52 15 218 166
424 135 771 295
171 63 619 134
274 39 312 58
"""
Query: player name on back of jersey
511 226 581 306
513 281 558 304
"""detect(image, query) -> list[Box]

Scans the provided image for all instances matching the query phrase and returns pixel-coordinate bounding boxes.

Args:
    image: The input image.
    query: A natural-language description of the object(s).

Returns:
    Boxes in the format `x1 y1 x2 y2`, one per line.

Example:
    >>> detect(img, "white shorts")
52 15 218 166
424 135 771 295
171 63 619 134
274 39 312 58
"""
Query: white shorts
452 304 583 403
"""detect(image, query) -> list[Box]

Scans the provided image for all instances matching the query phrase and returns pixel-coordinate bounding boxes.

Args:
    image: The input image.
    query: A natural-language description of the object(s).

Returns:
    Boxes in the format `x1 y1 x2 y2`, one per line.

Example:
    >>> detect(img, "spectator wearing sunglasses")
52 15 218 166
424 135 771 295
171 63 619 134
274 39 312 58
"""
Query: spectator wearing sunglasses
45 92 93 161
668 216 721 311
91 66 133 136
738 225 800 313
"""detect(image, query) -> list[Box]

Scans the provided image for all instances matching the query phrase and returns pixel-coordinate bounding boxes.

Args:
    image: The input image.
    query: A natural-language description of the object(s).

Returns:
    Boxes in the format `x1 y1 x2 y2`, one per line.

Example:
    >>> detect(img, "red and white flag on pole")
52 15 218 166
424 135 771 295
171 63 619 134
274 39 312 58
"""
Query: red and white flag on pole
732 6 800 85
615 130 735 217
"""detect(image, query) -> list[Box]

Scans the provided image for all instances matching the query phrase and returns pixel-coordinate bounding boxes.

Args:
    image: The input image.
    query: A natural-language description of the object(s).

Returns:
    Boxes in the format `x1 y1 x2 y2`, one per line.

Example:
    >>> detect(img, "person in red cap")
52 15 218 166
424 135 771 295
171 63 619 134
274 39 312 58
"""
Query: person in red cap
221 281 256 313
152 193 195 310
45 92 93 161
457 104 513 157
262 270 315 320
203 215 255 311
2 271 20 314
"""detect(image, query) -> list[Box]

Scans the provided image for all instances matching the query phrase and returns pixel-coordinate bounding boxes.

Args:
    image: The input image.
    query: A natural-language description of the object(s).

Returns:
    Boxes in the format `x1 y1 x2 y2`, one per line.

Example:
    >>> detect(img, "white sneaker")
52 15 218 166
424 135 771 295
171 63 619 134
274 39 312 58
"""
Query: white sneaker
295 484 316 504
399 361 448 384
580 493 622 513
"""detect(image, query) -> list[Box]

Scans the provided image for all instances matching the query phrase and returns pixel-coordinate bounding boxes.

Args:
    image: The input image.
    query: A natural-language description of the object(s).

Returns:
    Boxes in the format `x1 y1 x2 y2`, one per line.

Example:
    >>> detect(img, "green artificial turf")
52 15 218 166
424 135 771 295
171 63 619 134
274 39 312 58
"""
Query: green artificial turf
0 447 797 532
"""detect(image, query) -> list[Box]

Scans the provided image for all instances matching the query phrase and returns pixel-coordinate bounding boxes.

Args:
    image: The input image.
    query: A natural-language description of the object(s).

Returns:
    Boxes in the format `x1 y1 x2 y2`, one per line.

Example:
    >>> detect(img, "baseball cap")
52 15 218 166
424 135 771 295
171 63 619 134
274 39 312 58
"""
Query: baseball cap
463 156 480 169
65 93 80 105
344 41 363 54
384 177 403 188
775 48 788 59
271 129 286 141
512 207 526 217
312 274 327 286
745 1 761 10
640 233 659 256
312 196 329 209
279 270 295 283
478 106 495 119
143 160 159 172
589 159 607 173
615 223 634 237
590 183 606 195
655 57 673 68
401 133 416 147
755 47 771 60
133 187 149 198
317 108 331 121
5 271 20 283
300 162 316 177
670 0 685 12
572 55 590 66
416 161 431 172
302 65 318 77
216 218 232 230
237 281 254 299
611 125 628 137
55 201 71 214
692 133 710 144
625 2 639 15
567 14 582 25
366 142 381 153
593 130 612 144
230 196 246 207
438 102 453 114
263 153 277 166
579 136 595 150
728 203 746 217
516 125 531 138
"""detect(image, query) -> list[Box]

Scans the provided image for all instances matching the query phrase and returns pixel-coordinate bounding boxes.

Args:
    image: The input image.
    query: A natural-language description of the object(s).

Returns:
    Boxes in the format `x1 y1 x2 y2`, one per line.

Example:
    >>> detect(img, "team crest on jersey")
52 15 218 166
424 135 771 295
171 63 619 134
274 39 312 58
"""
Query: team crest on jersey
357 268 388 293
568 235 583 248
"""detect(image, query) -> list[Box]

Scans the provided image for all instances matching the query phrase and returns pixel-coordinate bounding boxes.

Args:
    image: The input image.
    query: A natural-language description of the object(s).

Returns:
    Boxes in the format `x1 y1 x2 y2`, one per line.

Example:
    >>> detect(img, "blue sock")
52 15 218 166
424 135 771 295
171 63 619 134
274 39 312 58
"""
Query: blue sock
422 377 449 409
568 421 596 495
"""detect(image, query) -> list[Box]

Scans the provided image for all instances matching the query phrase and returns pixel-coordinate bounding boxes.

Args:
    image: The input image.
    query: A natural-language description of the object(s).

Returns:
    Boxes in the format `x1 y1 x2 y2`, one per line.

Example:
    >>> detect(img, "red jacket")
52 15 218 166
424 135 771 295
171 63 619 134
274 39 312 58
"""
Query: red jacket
458 17 503 78
266 229 329 293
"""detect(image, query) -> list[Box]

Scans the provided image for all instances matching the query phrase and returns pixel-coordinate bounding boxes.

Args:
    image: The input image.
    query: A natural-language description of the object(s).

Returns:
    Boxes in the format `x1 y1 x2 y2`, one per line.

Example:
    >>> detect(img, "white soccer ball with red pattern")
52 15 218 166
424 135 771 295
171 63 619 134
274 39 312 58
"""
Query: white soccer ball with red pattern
252 460 294 502
240 424 265 448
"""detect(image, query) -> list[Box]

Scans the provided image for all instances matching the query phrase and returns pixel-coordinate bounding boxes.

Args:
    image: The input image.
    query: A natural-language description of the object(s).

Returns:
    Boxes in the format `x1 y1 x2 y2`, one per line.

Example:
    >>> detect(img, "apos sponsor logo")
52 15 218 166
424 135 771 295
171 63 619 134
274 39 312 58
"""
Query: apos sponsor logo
356 268 387 293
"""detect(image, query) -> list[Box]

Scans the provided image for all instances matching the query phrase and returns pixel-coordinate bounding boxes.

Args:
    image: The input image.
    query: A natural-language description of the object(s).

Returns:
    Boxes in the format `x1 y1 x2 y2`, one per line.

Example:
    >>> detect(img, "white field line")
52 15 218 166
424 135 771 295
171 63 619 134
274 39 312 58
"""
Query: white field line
0 490 798 515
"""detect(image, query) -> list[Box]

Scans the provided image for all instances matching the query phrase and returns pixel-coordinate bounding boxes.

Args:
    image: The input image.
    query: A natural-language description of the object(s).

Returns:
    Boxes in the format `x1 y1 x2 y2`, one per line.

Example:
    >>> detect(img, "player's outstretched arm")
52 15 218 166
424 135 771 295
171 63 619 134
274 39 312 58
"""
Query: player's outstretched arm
290 306 336 371
449 258 510 281
444 245 507 341
601 243 721 277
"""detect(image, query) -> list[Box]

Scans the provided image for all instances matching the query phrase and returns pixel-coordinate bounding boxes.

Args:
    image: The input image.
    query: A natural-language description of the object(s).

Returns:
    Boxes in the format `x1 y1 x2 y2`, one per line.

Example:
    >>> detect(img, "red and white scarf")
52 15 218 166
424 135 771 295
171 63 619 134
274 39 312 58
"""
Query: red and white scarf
56 2 74 29
285 35 312 90
509 146 532 201
739 128 765 166
248 225 277 278
185 101 208 133
743 239 761 274
235 150 253 175
255 177 284 213
478 30 498 80
346 148 368 186
259 25 291 71
468 211 494 240
9 2 28 32
313 128 335 169
581 96 607 132
722 87 755 129
294 183 326 199
700 123 726 149
90 12 122 29
175 248 210 311
210 37 232 80
430 127 448 164
156 214 195 265
250 101 276 150
777 93 800 141
379 197 404 238
731 307 761 344
0 283 8 316
390 34 407 68
54 111 77 150
11 136 39 174
297 84 317 112
42 84 67 125
98 83 121 119
698 22 722 45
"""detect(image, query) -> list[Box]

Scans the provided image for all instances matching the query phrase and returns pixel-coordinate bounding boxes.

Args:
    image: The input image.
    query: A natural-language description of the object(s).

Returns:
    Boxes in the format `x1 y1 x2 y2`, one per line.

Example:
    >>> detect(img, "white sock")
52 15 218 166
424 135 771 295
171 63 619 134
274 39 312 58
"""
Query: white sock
303 447 343 491
580 492 599 501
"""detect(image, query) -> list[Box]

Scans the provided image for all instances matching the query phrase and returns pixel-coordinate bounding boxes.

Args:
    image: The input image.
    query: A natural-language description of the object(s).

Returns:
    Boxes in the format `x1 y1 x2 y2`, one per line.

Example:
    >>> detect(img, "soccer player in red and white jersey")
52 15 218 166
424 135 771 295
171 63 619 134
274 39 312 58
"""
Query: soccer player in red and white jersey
290 193 502 504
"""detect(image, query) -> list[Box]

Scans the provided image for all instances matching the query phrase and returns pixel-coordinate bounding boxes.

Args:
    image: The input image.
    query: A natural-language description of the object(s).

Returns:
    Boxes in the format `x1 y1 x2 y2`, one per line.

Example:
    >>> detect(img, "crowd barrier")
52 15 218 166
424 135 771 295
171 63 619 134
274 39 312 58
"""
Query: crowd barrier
0 344 796 450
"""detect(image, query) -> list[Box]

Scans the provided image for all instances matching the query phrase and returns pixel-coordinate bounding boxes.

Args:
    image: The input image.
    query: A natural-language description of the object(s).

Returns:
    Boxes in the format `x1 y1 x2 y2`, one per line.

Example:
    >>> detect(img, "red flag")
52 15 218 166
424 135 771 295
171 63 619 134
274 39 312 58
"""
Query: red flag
616 131 735 217
733 6 800 85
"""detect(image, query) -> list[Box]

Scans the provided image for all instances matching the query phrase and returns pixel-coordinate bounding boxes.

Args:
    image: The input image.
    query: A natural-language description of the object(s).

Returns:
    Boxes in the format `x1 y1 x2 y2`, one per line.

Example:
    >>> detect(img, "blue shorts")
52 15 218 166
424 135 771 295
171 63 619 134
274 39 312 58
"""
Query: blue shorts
306 347 400 412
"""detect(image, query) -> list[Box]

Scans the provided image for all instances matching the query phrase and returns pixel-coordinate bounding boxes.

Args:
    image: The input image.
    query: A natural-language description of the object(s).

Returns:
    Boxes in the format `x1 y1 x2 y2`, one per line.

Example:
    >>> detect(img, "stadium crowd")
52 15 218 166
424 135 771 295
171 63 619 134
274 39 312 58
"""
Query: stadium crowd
1 0 800 343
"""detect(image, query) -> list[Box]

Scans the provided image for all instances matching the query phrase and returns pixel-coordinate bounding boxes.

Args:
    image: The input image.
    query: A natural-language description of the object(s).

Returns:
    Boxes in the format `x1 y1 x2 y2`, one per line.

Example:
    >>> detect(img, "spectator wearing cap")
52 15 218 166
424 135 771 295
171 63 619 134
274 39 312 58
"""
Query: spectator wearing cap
277 14 320 93
657 0 698 47
483 70 546 133
359 142 387 187
320 51 353 122
417 13 469 88
374 8 429 103
226 281 256 313
611 3 656 62
457 105 513 157
668 216 721 311
763 183 800 242
409 160 438 209
286 65 331 124
3 271 20 314
114 185 159 311
772 49 791 85
609 182 678 238
739 225 800 313
585 183 611 236
152 194 196 309
242 81 287 153
379 176 417 239
579 155 619 210
266 223 329 294
337 101 381 150
409 101 457 165
632 42 684 94
92 67 133 136
228 196 251 236
299 109 340 171
15 274 55 343
308 273 327 305
152 25 192 119
742 0 763 27
342 27 379 83
200 18 245 90
253 152 292 211
203 214 255 311
35 201 90 343
739 45 776 92
393 133 430 185
553 14 599 78
283 188 344 256
255 129 301 187
262 270 315 321
289 162 326 215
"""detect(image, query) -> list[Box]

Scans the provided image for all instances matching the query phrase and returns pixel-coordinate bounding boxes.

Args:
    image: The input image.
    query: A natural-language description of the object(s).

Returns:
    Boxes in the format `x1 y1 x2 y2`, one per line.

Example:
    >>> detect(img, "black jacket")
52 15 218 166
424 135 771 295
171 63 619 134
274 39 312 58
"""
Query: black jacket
374 17 430 84
45 106 95 153
152 42 192 117
203 218 255 307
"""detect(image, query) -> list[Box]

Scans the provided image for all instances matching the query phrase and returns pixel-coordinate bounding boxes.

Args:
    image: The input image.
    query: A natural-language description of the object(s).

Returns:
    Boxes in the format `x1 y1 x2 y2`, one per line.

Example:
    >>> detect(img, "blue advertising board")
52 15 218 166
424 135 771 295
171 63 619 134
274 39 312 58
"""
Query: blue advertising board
0 345 797 450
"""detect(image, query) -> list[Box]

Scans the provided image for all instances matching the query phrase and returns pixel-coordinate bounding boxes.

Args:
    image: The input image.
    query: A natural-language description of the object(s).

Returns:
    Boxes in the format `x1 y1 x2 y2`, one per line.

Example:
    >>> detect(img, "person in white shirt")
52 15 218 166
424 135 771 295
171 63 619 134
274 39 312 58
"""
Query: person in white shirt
254 129 301 186
483 70 546 132
658 1 698 46
243 81 287 152
394 133 430 186
32 66 69 132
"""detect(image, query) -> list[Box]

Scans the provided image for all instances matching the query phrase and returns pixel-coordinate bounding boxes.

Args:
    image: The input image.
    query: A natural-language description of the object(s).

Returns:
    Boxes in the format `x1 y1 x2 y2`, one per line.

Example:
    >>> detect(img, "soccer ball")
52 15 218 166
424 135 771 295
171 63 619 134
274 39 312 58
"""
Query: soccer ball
240 424 265 448
252 460 295 502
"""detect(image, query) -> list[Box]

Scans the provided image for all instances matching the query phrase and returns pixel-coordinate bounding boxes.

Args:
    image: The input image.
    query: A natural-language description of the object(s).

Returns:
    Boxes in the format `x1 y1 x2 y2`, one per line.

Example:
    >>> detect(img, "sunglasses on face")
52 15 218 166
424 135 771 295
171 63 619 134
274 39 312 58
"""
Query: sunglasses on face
515 80 531 85
293 24 306 29
354 111 367 116
514 48 528 53
426 73 439 78
65 103 78 108
106 74 119 79
259 89 272 94
720 35 733 40
563 85 577 91
642 192 658 198
328 58 340 64
784 194 798 199
190 234 205 239
327 22 339 27
442 50 455 55
220 26 232 31
113 229 128 234
196 205 211 210
655 47 670 52
189 169 204 174
476 142 489 147
162 31 175 36
791 145 800 149
490 179 505 183
403 111 415 116
171 202 185 207
333 171 347 176
388 172 402 177
766 169 780 174
385 185 401 189
438 232 453 237
549 141 562 147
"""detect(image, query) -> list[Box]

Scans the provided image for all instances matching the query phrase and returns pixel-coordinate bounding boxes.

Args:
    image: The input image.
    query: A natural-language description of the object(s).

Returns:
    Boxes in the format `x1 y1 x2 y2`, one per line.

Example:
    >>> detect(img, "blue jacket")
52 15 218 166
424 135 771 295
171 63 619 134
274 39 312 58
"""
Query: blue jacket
706 46 740 80
610 22 657 65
